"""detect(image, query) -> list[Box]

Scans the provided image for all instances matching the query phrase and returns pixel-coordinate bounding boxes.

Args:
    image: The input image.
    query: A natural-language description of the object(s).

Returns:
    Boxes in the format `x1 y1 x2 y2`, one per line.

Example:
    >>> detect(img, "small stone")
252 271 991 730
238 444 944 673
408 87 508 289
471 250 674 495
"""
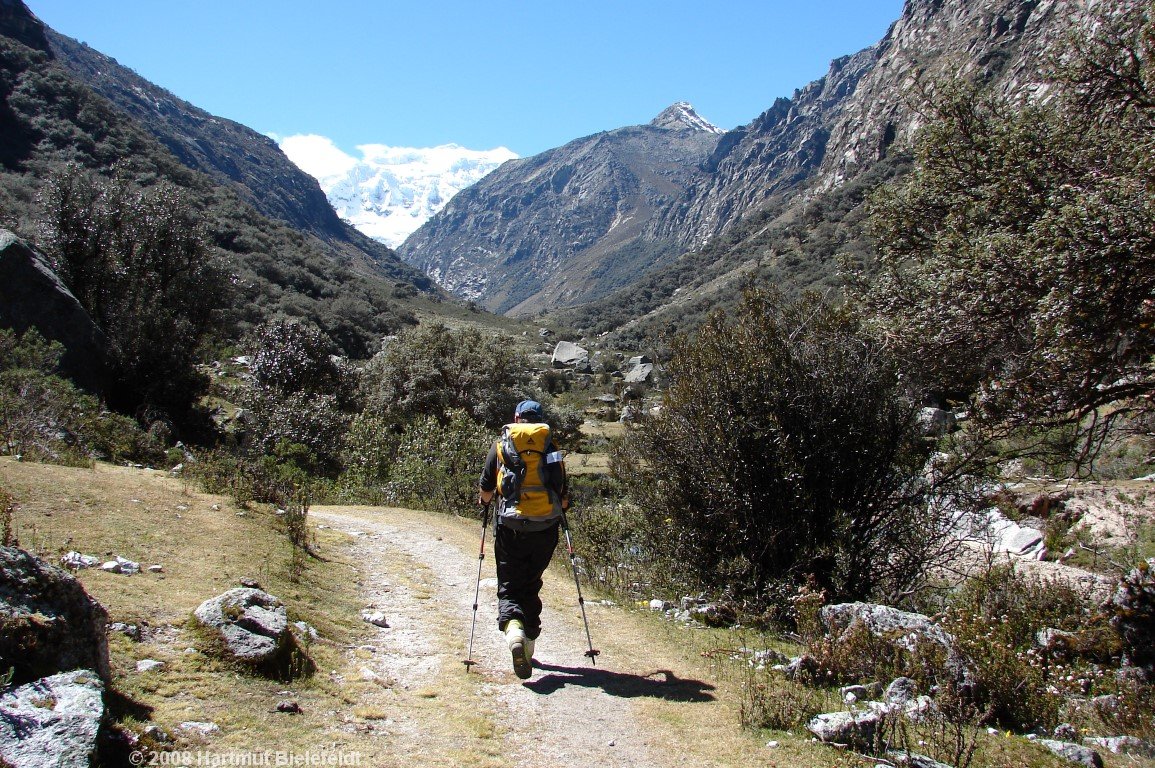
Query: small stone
177 721 220 736
142 724 172 744
239 578 262 589
136 659 165 673
148 565 164 573
766 740 780 748
275 700 302 714
362 611 389 628
100 561 121 574
608 740 615 747
115 556 141 575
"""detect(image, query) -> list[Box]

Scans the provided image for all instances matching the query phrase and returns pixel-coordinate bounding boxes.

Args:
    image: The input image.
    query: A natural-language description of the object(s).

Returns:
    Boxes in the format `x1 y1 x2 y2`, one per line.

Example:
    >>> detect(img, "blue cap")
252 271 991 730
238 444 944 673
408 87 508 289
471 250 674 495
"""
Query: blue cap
515 400 543 420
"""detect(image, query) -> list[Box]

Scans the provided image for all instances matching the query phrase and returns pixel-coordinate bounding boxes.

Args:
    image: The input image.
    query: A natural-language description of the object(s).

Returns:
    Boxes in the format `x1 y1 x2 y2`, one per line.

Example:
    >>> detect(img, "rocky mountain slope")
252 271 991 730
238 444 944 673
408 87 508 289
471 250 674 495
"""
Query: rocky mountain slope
402 0 1075 320
399 103 723 315
39 16 433 289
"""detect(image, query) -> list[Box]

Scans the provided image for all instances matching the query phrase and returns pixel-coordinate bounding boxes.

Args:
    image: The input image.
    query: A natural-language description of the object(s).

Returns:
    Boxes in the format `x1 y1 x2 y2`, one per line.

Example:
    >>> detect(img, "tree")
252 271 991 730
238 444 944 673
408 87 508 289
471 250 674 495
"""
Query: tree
618 289 950 609
854 2 1155 470
360 323 532 430
37 165 232 422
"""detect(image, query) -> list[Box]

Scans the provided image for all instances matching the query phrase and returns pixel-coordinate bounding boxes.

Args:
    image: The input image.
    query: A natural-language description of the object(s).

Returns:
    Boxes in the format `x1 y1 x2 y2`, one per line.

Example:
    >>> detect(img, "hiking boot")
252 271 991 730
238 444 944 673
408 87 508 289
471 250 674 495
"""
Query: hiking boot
505 620 531 679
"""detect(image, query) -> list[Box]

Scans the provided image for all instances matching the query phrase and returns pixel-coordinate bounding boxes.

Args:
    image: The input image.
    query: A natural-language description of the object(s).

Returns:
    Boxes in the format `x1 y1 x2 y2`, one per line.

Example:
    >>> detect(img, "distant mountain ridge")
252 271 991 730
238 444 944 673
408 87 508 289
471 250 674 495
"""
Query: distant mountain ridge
281 140 517 248
400 0 1075 319
399 103 722 315
42 24 433 289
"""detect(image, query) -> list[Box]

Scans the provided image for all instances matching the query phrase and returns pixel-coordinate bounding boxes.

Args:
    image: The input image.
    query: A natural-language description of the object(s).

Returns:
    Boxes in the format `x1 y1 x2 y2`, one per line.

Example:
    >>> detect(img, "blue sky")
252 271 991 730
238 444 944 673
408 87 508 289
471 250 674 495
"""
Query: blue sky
28 1 905 158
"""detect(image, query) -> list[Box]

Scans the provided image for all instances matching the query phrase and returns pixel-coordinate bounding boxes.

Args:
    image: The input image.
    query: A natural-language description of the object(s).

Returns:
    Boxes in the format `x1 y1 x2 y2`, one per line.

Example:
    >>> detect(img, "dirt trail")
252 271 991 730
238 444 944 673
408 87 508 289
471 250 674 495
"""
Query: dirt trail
313 505 758 768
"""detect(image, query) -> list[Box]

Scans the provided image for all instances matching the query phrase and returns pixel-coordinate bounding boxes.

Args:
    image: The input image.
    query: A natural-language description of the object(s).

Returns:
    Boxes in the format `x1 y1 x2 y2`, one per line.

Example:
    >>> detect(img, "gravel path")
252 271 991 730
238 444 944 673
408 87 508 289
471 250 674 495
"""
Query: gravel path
313 506 734 767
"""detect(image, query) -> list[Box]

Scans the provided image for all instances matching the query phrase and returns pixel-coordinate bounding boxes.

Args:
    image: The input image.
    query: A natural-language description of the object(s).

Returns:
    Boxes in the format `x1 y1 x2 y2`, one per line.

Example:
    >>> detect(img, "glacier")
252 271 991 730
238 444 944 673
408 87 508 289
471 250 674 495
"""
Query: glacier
279 134 516 248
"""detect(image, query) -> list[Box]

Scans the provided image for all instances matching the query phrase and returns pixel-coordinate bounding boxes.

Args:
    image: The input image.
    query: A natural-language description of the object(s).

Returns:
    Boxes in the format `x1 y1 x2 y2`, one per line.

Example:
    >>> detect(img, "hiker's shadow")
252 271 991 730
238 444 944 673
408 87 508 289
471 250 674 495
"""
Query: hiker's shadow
525 661 715 702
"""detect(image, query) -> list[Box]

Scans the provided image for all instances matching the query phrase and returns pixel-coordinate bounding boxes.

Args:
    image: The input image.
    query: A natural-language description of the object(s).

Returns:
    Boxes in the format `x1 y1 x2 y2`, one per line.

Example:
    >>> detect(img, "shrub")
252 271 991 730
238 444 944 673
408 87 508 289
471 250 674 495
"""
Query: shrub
618 288 945 611
384 411 491 516
361 324 532 430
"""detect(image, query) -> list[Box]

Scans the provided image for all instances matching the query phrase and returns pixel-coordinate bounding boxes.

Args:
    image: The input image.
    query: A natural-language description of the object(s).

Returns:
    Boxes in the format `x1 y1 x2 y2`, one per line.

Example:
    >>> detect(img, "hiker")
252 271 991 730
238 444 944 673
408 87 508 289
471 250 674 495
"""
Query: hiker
478 399 569 678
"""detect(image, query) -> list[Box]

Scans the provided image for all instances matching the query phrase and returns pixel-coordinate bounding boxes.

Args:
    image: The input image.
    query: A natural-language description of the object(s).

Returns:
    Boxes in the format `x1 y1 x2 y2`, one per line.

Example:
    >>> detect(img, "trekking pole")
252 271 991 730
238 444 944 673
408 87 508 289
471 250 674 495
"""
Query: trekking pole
560 510 600 664
463 502 491 671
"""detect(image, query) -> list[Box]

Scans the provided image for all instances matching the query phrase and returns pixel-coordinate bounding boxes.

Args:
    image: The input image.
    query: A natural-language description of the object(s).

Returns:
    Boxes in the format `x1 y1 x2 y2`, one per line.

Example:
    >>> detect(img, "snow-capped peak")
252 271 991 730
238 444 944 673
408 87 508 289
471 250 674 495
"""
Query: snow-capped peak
649 102 724 134
280 134 517 248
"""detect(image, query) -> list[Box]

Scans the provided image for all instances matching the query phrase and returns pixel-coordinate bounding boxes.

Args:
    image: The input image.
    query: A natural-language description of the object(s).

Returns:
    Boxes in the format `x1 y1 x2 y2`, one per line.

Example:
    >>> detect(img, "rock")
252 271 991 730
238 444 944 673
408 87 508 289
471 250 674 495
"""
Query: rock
59 551 99 570
362 611 389 628
193 588 291 667
885 676 918 706
689 602 736 627
623 361 654 384
888 750 954 768
781 654 819 681
820 603 970 685
841 684 870 704
108 622 141 641
917 407 956 436
142 724 172 744
293 621 319 642
148 565 164 574
0 230 111 394
115 556 140 575
807 710 882 750
135 659 165 673
1054 723 1078 741
239 578 262 589
1039 739 1103 768
0 669 104 768
551 341 589 369
648 599 671 611
177 721 220 736
1083 736 1155 758
0 546 111 685
99 561 121 574
275 699 302 714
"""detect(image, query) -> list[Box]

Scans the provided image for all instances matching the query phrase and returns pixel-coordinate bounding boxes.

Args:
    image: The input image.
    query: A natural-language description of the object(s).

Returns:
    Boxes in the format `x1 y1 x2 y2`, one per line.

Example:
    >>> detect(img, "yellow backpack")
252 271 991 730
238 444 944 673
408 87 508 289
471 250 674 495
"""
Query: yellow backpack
496 422 563 519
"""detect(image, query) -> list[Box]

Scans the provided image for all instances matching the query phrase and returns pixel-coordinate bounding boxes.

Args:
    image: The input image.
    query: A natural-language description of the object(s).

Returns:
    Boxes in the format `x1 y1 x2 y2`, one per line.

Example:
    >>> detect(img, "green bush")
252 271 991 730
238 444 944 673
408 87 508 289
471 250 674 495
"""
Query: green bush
384 411 491 516
618 288 940 611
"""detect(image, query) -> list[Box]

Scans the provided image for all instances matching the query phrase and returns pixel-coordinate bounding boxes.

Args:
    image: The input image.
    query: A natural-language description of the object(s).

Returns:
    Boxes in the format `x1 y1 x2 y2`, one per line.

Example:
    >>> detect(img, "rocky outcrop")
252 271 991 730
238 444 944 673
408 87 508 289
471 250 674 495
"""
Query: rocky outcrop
0 669 104 768
0 546 110 685
0 231 110 395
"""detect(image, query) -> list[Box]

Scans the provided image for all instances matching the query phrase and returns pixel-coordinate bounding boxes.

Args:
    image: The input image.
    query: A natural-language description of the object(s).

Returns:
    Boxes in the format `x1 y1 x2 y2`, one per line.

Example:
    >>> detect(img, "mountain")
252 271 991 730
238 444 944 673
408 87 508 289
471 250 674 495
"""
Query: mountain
399 102 723 315
281 138 517 248
400 0 1075 322
40 28 434 290
0 0 449 359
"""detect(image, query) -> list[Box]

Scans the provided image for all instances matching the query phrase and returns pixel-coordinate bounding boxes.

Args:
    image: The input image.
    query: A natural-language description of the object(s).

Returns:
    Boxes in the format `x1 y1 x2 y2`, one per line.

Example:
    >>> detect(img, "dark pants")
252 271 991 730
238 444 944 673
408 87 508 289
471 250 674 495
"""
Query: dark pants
494 520 559 640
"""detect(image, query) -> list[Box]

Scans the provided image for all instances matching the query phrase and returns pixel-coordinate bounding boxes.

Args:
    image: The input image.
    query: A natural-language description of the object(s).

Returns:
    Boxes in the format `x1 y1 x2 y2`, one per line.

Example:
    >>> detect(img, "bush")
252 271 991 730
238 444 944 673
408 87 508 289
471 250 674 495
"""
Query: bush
0 328 154 464
361 324 532 430
384 411 491 516
618 288 944 611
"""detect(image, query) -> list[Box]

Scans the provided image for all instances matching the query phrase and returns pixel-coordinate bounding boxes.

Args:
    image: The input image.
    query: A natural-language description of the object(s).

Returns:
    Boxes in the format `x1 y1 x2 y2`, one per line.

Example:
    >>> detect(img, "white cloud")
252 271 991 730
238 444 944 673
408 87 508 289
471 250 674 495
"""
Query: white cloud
279 134 358 180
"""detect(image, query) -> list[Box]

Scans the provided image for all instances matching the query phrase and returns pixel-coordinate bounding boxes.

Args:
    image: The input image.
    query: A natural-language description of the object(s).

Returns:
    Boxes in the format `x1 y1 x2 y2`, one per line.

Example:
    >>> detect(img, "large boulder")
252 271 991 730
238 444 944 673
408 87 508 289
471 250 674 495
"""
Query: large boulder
193 588 292 668
551 341 589 369
820 602 972 685
807 709 882 750
0 668 105 768
0 230 110 394
0 546 110 685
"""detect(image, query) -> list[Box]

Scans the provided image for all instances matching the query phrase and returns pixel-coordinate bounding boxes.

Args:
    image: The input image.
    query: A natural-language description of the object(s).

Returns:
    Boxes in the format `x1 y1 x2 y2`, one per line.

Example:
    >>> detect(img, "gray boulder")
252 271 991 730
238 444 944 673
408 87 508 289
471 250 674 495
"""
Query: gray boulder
807 709 882 750
821 602 972 685
1039 739 1103 768
0 668 104 768
1083 736 1155 758
917 407 956 436
0 546 110 684
888 750 954 768
551 341 589 369
193 588 290 666
0 230 110 394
